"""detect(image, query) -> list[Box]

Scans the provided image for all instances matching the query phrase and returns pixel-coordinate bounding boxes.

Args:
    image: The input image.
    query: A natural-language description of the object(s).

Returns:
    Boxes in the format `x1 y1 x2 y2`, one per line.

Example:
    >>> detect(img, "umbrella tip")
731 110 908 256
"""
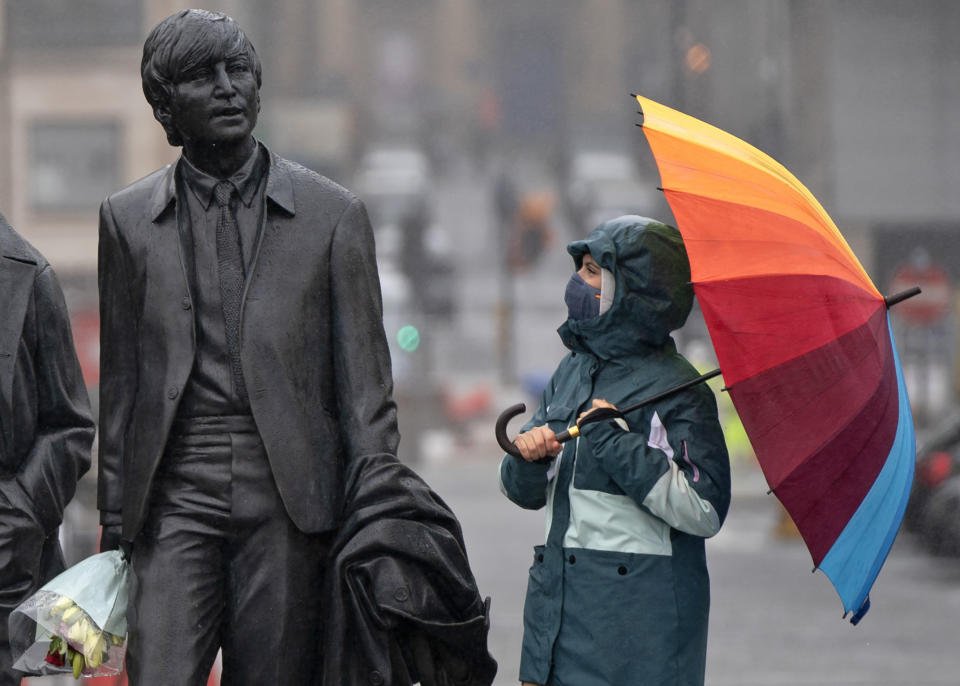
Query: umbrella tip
883 286 922 309
850 597 871 625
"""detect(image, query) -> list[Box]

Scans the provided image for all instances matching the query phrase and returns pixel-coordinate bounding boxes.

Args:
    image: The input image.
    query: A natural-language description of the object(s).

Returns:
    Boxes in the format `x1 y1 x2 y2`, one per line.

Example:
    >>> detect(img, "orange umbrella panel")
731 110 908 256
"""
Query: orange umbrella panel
637 94 878 296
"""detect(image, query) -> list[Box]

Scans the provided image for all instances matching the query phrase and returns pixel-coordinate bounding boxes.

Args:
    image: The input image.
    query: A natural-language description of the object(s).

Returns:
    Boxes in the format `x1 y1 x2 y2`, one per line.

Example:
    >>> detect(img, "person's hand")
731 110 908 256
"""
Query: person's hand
578 397 618 423
514 425 562 462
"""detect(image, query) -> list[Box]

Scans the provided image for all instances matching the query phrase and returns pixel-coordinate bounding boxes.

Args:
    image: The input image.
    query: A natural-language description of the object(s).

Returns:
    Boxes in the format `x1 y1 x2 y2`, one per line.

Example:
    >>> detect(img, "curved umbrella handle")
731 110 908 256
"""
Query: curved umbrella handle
495 403 527 458
495 403 617 459
496 369 722 461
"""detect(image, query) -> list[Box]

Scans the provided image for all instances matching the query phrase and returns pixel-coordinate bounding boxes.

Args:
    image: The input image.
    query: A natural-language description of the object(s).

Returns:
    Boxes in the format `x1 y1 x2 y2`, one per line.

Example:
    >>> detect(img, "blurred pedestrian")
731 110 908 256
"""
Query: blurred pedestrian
508 190 554 272
493 167 518 249
499 216 731 686
0 215 93 685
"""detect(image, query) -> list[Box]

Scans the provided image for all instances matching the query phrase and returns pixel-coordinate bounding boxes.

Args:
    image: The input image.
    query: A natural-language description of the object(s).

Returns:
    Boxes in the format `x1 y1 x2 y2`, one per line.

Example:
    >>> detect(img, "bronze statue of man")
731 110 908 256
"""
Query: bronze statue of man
97 9 399 684
0 216 93 685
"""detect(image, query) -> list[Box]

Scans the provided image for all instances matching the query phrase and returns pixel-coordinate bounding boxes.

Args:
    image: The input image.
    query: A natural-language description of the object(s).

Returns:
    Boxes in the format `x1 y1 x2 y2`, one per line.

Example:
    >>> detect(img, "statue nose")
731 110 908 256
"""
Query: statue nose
212 64 236 94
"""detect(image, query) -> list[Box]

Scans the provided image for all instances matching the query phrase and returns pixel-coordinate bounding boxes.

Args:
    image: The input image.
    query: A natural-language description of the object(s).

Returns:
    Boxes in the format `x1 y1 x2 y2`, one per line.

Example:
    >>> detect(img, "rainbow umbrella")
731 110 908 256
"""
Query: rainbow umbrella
635 94 918 623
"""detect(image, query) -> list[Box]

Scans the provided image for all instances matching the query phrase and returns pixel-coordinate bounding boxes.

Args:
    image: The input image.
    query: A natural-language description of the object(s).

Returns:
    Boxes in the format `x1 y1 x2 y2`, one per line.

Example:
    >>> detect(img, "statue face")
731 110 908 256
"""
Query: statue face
165 52 259 148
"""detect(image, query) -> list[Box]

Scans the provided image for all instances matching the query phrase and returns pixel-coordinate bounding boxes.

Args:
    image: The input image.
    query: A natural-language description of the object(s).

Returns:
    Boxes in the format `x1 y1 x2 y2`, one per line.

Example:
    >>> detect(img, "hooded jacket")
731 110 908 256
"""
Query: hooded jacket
499 216 731 686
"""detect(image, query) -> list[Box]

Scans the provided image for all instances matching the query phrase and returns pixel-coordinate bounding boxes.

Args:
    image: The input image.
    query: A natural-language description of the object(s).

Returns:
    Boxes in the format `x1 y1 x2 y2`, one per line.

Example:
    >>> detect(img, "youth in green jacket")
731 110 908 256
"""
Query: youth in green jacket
500 216 731 686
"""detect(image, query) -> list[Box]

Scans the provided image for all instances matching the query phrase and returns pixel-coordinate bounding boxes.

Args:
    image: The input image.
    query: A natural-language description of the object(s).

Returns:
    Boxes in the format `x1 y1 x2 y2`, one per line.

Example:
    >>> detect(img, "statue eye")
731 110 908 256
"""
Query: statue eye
225 57 250 75
185 67 211 82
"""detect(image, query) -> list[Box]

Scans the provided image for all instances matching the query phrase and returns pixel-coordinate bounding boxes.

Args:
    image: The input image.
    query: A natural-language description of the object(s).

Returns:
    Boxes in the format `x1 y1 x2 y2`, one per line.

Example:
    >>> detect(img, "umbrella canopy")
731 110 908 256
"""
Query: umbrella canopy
635 94 916 623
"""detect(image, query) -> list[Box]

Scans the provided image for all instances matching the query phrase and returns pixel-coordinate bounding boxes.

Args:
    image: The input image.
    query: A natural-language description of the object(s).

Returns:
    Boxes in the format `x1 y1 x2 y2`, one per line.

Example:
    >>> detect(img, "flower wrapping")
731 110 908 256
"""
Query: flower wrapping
11 550 129 678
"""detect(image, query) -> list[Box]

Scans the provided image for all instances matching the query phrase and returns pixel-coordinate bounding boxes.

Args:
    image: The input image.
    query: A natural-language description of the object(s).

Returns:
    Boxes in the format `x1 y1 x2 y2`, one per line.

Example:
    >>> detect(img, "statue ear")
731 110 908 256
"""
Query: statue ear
153 103 182 147
154 103 172 129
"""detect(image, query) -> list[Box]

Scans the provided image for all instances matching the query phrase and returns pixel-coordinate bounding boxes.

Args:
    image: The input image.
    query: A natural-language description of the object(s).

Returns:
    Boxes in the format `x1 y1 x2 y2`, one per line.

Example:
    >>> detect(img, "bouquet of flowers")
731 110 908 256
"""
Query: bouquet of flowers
11 550 129 679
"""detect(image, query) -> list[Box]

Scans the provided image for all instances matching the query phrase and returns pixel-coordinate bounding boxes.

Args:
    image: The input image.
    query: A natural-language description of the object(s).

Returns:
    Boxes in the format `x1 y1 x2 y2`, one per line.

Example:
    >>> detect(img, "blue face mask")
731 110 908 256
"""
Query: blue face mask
564 272 601 321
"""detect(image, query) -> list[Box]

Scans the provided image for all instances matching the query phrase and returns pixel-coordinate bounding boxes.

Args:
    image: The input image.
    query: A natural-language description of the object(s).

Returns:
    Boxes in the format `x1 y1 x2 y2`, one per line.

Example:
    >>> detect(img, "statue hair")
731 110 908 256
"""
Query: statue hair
141 9 262 146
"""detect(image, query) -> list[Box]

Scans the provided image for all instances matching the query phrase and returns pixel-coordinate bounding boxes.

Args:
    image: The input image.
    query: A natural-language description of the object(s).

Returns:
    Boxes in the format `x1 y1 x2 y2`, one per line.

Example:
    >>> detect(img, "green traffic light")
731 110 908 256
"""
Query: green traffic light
397 325 420 352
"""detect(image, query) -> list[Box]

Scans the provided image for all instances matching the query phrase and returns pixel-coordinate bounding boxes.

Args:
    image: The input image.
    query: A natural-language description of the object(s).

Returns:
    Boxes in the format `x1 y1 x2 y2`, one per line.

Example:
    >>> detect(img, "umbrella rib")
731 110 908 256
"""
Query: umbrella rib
746 320 888 470
652 151 869 283
662 190 874 290
659 159 828 228
639 109 843 237
688 239 874 290
782 380 893 564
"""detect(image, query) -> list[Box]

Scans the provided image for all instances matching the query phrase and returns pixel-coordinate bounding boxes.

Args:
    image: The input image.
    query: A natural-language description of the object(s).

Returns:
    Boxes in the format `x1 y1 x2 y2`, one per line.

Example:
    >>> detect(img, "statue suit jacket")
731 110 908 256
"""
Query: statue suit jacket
0 215 93 555
97 150 400 542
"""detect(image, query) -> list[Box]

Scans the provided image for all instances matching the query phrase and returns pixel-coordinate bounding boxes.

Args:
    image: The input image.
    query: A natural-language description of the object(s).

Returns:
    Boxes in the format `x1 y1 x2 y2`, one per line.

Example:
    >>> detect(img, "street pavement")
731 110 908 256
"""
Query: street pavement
415 452 960 686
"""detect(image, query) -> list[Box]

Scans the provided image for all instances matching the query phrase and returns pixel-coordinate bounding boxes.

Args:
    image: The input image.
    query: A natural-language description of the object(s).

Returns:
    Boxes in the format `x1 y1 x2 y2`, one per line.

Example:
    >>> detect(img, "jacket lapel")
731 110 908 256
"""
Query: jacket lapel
0 253 38 459
263 152 295 217
241 152 295 318
149 162 178 223
151 162 198 308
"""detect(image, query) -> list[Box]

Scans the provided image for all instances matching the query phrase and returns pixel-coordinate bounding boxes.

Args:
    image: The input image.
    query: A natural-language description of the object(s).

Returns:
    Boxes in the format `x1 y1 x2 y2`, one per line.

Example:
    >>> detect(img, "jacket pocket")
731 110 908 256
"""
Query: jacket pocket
554 549 684 684
0 478 42 530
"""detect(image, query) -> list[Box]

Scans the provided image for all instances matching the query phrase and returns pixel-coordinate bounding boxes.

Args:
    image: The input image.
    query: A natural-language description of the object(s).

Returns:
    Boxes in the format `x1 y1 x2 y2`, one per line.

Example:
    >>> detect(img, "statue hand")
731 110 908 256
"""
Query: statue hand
99 524 123 554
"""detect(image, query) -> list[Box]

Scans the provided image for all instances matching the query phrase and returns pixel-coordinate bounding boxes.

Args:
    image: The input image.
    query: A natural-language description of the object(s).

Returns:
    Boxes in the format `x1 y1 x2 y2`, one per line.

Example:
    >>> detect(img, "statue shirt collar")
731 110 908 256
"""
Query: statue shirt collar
150 142 295 222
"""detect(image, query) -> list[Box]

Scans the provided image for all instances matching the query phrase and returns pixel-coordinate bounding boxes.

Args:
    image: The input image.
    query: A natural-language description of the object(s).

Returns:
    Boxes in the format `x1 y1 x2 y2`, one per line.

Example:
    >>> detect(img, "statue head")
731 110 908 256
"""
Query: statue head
141 9 262 148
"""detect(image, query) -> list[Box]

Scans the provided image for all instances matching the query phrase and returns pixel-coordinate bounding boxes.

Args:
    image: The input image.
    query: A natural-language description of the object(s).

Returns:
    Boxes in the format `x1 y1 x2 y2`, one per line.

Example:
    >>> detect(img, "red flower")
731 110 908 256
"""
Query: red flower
45 650 66 667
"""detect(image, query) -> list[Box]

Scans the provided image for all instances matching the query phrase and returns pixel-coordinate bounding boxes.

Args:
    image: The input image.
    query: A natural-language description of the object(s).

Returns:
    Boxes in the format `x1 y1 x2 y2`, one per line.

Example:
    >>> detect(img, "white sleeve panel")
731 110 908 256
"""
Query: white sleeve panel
642 459 721 537
641 412 721 538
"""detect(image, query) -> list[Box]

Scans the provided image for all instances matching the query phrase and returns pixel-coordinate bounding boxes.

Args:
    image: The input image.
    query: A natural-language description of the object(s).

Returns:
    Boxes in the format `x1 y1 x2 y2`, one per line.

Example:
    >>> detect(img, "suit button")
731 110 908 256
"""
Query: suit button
167 387 179 400
618 566 628 576
181 297 192 310
393 586 410 602
568 554 576 564
368 670 384 685
537 553 544 563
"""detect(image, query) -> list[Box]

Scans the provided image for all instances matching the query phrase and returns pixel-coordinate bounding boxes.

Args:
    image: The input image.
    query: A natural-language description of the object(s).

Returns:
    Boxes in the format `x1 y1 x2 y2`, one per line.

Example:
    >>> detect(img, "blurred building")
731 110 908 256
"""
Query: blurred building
0 0 958 419
2 0 957 264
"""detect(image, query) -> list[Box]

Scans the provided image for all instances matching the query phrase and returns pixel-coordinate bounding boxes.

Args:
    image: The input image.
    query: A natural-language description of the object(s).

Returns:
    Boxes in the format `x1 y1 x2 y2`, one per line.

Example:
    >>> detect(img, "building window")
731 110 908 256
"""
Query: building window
28 121 120 212
6 0 144 50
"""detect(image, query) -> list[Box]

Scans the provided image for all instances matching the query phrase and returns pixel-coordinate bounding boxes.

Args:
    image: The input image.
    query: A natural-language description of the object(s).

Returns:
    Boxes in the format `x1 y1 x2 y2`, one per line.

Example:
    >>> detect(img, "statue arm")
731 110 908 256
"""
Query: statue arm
96 199 137 540
329 197 400 460
3 265 94 535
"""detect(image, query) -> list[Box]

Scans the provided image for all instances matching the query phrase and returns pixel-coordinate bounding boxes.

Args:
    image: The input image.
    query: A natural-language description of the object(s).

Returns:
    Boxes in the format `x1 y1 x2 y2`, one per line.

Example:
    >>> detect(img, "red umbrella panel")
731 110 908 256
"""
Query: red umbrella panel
635 94 917 623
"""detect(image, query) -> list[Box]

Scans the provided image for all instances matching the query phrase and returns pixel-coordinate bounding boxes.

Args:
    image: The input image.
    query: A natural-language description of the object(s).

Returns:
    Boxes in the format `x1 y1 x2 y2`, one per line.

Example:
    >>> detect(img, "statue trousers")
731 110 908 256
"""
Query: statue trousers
0 488 62 686
127 414 329 686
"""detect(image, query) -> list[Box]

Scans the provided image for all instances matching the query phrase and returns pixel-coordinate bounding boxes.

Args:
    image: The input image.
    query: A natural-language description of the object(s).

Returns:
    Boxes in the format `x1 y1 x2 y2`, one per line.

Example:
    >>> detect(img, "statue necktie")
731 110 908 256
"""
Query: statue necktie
214 182 248 404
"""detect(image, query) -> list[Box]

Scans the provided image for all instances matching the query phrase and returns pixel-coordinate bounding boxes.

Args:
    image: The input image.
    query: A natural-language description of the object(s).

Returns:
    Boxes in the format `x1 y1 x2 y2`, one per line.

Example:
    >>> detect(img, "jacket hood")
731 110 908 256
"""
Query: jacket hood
559 215 693 358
